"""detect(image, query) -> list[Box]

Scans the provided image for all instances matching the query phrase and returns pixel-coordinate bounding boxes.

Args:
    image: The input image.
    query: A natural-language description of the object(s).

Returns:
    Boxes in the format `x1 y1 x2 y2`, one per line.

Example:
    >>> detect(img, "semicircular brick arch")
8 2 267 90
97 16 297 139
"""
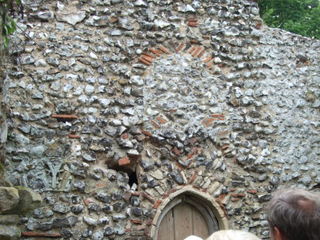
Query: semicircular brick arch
137 42 215 71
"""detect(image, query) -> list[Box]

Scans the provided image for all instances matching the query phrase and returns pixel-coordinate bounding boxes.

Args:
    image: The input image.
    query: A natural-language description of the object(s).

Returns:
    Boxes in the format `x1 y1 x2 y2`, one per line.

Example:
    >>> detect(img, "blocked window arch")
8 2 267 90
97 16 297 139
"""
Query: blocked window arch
151 186 228 240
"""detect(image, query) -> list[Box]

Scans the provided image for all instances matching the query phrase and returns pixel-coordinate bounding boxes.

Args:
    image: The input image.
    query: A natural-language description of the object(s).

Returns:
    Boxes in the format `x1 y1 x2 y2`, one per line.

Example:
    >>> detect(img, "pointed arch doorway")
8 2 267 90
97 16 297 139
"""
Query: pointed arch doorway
151 187 228 240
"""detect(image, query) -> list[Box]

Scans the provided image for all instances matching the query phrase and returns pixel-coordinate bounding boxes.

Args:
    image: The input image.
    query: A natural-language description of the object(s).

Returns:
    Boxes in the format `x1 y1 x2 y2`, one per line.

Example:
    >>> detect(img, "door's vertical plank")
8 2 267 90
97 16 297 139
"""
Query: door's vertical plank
158 209 175 240
174 203 193 240
192 206 210 239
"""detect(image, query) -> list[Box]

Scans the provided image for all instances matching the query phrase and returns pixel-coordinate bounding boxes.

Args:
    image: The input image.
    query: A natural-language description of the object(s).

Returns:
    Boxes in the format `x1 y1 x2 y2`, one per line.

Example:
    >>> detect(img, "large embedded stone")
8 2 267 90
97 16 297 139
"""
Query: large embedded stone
0 187 19 213
57 11 86 26
15 186 42 214
52 216 78 228
0 225 20 240
0 215 19 225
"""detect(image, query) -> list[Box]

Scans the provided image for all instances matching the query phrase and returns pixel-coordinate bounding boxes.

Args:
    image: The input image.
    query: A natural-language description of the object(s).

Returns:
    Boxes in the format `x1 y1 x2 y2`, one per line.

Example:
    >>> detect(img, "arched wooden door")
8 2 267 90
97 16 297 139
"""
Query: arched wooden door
157 195 219 240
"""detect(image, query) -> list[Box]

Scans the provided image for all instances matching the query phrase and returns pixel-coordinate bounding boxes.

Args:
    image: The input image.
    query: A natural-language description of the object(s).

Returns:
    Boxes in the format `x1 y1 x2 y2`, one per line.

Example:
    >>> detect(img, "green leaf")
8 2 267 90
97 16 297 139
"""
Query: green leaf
8 18 16 34
3 36 9 48
258 0 320 39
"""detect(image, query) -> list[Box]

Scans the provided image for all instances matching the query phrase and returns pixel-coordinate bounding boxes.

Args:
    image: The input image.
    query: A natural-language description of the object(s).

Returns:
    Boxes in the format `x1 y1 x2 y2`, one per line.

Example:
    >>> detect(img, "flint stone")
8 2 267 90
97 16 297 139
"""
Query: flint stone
170 171 184 185
99 99 111 107
92 231 104 240
31 91 43 99
258 194 272 203
109 29 122 36
102 205 113 213
82 229 92 238
299 176 312 185
98 217 110 225
30 145 47 157
0 120 8 143
0 187 19 213
104 227 114 236
85 85 95 95
21 56 35 65
71 205 84 214
140 160 155 171
14 134 30 145
131 207 143 216
53 216 78 228
112 213 126 221
114 224 125 235
36 11 54 20
37 221 53 231
73 180 86 192
154 19 170 28
130 76 144 86
61 229 73 238
96 192 111 203
33 208 54 219
82 153 96 162
15 186 42 214
134 0 147 7
0 225 20 240
178 4 196 13
88 203 101 212
26 218 38 231
130 196 140 206
52 203 70 214
46 57 60 67
127 149 139 156
83 216 98 226
57 11 86 25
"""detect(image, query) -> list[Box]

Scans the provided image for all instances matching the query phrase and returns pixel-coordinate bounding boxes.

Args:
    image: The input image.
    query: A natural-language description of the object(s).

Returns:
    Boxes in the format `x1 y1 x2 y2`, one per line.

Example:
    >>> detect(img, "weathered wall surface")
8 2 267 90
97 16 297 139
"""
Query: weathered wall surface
1 63 9 185
2 0 320 239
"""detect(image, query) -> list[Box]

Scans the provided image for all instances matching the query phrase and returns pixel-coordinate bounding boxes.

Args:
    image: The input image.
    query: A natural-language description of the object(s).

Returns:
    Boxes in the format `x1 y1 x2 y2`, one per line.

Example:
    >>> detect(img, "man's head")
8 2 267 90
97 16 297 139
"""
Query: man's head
267 188 320 240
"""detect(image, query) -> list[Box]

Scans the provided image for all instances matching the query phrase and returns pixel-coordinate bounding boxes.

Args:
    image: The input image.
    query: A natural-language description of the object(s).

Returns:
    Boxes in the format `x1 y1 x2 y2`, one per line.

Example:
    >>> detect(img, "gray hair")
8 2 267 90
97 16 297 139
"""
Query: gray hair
184 236 203 240
267 188 320 240
206 230 260 240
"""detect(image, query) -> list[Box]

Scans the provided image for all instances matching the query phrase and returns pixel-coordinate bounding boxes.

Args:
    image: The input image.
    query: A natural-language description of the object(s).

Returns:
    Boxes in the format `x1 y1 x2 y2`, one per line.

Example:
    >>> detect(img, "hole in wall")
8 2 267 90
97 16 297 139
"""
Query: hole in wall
109 164 139 189
128 170 138 188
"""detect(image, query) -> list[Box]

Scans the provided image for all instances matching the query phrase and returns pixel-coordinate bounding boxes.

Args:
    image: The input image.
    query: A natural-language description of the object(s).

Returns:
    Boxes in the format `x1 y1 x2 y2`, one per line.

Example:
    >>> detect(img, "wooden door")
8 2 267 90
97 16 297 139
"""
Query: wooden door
158 202 214 240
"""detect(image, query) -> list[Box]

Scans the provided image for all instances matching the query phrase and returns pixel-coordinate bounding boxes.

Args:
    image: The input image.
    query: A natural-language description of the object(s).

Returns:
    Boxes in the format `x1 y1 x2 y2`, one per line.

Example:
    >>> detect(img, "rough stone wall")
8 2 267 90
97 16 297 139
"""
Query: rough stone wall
2 0 320 239
0 186 42 240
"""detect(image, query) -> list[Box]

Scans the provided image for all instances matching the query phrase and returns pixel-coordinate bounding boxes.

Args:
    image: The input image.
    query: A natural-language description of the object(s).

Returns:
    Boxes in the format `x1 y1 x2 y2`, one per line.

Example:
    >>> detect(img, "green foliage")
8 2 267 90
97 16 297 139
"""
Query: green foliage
0 0 22 49
258 0 320 39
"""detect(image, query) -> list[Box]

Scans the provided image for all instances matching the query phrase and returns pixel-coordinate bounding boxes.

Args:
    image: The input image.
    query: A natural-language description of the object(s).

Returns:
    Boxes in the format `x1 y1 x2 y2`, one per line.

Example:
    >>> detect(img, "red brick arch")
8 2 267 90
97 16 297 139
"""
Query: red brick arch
137 42 215 70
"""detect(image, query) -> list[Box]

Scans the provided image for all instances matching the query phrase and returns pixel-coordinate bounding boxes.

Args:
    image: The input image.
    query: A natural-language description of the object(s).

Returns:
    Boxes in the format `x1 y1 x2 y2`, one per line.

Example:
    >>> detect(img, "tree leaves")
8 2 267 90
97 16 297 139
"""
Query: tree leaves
258 0 320 39
0 0 22 49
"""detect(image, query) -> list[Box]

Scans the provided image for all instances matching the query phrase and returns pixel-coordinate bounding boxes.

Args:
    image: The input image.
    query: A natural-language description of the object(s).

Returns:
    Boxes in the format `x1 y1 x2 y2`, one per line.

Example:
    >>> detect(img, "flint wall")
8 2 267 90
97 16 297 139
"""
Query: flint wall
2 0 320 239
